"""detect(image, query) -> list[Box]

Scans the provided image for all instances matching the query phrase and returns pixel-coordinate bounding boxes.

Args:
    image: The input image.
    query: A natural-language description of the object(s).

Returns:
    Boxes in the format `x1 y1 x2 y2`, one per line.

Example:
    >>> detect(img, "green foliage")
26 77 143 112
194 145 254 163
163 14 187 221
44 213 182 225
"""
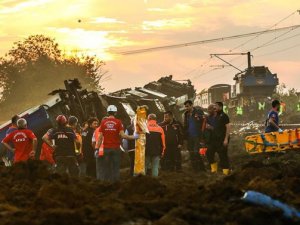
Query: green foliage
0 35 105 120
272 83 299 119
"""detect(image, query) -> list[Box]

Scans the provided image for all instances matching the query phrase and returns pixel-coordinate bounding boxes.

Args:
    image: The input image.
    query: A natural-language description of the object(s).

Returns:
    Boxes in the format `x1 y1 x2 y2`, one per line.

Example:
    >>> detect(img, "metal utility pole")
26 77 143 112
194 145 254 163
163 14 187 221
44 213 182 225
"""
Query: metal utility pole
210 52 252 72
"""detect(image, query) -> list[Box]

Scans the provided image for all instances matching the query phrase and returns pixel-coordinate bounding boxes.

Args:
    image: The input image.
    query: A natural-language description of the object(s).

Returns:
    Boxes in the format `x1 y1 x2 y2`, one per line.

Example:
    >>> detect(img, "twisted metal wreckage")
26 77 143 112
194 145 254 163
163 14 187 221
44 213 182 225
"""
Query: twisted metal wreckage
0 75 195 146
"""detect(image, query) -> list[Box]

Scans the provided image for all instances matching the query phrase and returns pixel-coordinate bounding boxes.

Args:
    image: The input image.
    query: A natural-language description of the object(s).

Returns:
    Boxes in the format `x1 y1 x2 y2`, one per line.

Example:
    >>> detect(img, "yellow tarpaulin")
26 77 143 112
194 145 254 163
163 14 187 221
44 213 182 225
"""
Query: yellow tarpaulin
134 106 148 175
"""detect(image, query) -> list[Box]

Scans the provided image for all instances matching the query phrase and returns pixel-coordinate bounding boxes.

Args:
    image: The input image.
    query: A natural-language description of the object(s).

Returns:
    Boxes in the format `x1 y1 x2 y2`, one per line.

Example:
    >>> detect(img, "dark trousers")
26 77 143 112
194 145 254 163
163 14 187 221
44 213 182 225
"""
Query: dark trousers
56 156 79 176
187 137 205 171
128 151 135 176
161 145 182 171
103 148 121 182
206 142 230 169
96 156 105 180
85 157 96 178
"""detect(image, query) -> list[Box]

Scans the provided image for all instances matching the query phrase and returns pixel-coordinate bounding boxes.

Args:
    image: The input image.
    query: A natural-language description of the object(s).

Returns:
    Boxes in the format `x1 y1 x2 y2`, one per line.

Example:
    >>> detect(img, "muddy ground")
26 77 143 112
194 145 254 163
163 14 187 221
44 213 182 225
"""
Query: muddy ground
0 138 300 225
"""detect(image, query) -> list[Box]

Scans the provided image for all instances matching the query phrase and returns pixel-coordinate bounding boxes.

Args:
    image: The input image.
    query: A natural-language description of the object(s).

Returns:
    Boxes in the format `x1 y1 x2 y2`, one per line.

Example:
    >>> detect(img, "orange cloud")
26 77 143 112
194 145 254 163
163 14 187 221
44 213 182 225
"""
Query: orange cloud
0 0 300 93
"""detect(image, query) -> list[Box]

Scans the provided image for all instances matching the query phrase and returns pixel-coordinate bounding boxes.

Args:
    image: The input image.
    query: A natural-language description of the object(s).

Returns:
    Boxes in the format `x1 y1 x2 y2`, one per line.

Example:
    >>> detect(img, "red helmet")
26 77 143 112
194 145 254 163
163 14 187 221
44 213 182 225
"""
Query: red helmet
56 115 67 125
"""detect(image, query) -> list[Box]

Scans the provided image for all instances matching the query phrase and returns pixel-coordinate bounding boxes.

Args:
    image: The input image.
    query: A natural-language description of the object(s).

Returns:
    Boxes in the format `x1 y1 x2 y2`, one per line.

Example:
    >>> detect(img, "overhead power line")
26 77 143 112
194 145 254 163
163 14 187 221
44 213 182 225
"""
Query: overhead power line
119 24 300 55
228 10 299 52
185 10 299 81
250 26 300 52
256 42 300 57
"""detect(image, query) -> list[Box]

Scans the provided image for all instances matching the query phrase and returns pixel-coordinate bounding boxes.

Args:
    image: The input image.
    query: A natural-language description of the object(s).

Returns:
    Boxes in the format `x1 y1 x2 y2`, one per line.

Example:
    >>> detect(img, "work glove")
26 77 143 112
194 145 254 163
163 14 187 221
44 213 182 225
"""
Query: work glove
94 149 99 158
278 128 283 133
133 132 139 139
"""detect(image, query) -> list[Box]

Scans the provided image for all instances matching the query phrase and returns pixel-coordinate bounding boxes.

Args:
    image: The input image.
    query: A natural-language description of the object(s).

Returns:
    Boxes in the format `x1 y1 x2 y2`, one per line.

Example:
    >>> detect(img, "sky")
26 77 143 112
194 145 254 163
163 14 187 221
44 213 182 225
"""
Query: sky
0 0 300 93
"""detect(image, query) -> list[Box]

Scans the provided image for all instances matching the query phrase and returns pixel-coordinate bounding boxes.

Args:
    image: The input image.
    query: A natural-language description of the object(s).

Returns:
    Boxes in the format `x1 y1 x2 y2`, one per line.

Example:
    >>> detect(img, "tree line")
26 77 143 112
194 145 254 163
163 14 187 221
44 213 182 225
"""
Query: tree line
0 35 105 121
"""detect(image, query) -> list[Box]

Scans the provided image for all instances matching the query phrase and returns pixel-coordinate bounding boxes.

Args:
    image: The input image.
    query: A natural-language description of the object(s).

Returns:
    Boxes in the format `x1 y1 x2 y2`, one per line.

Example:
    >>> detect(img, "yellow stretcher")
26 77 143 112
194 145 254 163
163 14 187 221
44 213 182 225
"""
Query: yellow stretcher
244 129 300 154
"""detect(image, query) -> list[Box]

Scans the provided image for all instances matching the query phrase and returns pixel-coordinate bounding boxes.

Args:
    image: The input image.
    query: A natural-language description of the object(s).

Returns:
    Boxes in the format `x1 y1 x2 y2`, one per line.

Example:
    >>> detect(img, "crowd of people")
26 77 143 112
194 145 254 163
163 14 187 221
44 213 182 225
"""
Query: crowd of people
0 98 245 182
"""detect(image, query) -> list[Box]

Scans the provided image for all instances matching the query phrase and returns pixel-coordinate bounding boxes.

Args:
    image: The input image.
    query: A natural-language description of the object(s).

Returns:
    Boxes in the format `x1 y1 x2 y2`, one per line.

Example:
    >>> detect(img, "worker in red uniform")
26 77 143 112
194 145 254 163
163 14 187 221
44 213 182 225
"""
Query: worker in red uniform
40 140 55 166
96 105 138 182
2 118 37 163
3 115 20 165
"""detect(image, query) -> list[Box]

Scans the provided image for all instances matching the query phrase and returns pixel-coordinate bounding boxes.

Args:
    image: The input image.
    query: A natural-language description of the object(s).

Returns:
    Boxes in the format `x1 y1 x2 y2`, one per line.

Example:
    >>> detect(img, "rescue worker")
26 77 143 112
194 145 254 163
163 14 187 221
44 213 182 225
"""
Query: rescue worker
279 101 286 116
205 104 218 173
236 106 243 116
265 99 282 133
92 116 107 180
6 115 20 135
82 121 89 131
82 117 99 178
2 118 37 163
146 114 166 177
210 102 231 175
159 111 183 172
96 105 138 182
183 100 206 172
4 115 20 165
68 116 82 156
122 118 135 176
68 116 83 176
258 102 265 111
42 115 79 176
223 105 228 114
40 130 55 168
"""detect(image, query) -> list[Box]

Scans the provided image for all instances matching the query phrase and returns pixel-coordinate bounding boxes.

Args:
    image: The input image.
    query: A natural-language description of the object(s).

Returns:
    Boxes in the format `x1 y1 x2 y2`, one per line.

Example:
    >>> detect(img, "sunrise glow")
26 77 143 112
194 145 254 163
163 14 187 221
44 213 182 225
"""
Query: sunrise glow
0 0 299 92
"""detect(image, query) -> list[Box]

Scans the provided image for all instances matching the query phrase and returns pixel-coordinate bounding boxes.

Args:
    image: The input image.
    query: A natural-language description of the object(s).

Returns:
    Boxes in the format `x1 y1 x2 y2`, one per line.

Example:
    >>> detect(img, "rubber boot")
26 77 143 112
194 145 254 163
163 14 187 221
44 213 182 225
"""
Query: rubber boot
223 169 230 175
210 163 218 173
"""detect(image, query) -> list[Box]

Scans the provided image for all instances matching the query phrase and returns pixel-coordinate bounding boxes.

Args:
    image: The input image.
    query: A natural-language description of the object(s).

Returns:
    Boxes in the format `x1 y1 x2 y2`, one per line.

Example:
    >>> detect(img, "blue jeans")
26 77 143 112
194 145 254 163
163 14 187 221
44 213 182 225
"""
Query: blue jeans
103 148 121 182
146 156 160 177
96 156 105 181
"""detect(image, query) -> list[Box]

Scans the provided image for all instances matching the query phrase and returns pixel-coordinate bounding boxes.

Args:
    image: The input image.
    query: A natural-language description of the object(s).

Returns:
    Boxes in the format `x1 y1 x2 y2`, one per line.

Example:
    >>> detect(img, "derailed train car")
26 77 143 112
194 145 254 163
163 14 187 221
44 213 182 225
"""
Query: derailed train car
196 65 279 122
0 75 195 152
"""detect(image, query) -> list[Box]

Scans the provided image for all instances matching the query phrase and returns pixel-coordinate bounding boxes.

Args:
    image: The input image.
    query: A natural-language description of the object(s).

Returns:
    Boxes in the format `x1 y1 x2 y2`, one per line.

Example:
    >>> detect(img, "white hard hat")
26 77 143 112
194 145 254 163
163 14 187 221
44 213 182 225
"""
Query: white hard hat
17 118 27 128
107 105 117 112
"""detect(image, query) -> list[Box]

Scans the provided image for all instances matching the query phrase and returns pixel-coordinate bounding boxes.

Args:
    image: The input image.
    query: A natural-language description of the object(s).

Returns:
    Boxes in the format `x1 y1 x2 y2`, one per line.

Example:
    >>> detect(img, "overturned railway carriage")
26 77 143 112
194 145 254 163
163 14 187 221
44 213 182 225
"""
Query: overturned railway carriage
0 76 195 154
111 75 195 122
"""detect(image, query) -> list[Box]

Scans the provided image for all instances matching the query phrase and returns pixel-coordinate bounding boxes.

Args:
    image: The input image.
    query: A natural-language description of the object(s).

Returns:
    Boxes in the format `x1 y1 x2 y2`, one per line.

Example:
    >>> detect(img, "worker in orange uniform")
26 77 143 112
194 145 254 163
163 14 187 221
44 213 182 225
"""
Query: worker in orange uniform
146 113 166 177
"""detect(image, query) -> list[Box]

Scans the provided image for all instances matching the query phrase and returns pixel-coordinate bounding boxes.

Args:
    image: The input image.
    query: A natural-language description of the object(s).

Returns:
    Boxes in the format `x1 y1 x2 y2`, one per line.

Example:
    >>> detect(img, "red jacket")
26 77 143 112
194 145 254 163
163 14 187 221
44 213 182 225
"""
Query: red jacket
40 143 55 165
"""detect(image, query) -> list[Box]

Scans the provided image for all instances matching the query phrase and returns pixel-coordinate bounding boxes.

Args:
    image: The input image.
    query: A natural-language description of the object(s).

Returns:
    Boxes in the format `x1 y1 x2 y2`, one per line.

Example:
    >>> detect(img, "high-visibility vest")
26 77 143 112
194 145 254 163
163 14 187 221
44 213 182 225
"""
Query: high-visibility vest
75 133 82 154
279 102 286 115
258 102 265 111
297 103 300 112
236 106 243 115
223 105 228 114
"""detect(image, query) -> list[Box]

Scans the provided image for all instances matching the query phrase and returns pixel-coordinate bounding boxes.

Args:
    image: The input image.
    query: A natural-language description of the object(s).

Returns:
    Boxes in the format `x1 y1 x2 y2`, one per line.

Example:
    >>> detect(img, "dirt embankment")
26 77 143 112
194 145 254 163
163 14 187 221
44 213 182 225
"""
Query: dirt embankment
0 150 300 225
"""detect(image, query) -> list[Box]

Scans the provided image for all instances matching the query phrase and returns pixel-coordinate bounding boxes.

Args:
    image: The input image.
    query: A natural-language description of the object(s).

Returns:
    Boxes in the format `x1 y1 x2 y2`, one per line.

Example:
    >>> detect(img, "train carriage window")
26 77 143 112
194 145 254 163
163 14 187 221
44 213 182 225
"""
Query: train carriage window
154 100 165 112
121 103 136 119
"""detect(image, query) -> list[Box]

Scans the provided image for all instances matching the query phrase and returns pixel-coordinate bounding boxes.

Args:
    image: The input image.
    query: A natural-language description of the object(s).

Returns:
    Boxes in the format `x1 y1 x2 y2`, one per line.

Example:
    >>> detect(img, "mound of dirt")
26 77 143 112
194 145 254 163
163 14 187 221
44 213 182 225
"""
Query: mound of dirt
0 151 299 225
